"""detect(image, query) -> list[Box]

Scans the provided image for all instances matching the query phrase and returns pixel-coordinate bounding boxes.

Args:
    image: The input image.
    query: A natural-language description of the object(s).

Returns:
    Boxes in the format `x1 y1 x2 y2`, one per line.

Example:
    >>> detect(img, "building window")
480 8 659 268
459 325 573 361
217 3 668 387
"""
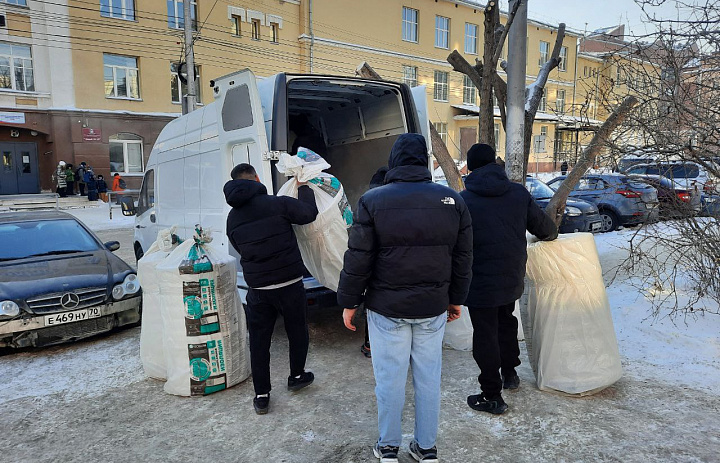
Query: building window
167 0 197 30
462 75 476 105
535 126 548 153
434 122 447 144
434 70 448 102
538 91 547 112
556 89 565 113
270 22 279 43
109 133 143 174
402 65 418 87
0 0 27 5
103 54 139 99
100 0 135 21
616 66 622 86
494 123 500 151
465 23 478 55
402 7 418 43
230 15 241 36
539 41 549 66
251 19 261 40
0 43 35 92
170 62 201 104
559 46 567 71
583 66 587 77
435 16 450 49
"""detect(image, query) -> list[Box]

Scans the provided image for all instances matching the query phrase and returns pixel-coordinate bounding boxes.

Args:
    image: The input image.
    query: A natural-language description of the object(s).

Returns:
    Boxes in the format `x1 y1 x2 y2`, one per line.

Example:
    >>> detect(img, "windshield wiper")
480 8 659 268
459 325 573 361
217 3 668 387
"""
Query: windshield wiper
24 250 86 258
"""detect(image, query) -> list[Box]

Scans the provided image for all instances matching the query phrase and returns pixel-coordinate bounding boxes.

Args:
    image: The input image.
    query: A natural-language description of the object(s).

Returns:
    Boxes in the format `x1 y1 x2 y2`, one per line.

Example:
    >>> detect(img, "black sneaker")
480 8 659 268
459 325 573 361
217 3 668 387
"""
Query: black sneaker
253 394 269 415
361 342 372 358
409 440 439 463
372 442 399 463
467 393 508 415
502 374 520 390
287 371 314 392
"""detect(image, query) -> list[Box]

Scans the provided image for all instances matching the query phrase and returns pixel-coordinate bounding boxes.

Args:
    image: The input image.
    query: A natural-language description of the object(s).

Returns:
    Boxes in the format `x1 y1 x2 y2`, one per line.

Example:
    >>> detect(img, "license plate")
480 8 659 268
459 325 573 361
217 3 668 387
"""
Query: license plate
44 307 102 326
590 222 602 232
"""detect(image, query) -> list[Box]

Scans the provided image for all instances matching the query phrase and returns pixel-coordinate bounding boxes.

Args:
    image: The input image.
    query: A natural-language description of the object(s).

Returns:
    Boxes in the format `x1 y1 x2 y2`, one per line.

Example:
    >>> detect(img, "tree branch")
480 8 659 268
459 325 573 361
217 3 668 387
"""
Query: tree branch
447 51 484 96
492 0 523 65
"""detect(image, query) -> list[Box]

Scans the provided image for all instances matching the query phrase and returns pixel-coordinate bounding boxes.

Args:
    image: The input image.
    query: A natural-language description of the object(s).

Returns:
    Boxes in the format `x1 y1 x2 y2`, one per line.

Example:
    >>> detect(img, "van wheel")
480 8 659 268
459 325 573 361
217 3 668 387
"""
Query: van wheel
134 243 144 261
599 210 619 232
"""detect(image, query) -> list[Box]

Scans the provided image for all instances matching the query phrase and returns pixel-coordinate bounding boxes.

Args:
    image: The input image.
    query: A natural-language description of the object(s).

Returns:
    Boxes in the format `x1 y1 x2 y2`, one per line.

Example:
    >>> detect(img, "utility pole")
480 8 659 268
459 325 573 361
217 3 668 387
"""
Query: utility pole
505 0 527 183
183 0 197 114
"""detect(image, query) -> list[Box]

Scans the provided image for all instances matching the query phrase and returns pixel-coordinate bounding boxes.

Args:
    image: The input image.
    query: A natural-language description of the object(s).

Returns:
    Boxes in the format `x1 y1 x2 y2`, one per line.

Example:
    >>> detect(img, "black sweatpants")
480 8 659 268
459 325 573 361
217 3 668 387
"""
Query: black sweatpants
468 302 521 398
245 280 309 396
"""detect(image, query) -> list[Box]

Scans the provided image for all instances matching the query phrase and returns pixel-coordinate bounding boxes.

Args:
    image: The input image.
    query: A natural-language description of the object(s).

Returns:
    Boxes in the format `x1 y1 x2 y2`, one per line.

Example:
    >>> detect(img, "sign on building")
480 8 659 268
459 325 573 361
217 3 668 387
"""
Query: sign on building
82 128 102 142
0 112 26 125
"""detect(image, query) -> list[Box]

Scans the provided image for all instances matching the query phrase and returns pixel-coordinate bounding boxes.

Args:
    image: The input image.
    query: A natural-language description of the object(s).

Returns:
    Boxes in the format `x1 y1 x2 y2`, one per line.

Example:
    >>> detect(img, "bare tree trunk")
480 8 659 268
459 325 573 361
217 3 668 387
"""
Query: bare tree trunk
545 96 638 226
480 2 500 147
355 61 464 192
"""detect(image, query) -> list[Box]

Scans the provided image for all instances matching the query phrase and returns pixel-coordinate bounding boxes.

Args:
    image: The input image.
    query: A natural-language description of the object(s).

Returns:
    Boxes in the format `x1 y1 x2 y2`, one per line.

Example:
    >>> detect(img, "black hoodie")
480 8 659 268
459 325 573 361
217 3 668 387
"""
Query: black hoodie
224 179 318 288
460 163 557 308
337 133 473 319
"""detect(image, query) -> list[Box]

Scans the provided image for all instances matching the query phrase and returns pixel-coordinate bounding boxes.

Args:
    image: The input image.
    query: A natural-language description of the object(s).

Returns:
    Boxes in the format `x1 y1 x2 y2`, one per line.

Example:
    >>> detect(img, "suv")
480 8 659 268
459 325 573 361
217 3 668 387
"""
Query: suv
623 161 715 194
547 174 659 232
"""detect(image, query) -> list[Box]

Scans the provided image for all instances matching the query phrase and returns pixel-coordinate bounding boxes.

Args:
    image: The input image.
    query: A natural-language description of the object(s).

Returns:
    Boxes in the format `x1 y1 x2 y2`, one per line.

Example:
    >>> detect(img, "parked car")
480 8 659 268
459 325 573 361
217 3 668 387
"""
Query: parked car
622 161 715 194
547 173 659 232
525 177 603 234
0 211 141 349
700 194 720 218
628 174 701 218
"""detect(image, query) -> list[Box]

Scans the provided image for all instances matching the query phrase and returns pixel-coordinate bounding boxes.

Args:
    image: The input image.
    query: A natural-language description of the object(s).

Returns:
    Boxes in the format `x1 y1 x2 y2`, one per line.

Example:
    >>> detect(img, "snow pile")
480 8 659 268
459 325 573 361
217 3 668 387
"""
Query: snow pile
66 201 135 231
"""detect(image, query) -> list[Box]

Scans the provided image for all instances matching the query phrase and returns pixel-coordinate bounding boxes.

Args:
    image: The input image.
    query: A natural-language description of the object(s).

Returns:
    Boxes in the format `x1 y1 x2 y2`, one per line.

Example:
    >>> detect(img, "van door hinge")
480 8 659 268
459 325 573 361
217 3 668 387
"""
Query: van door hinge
263 151 284 161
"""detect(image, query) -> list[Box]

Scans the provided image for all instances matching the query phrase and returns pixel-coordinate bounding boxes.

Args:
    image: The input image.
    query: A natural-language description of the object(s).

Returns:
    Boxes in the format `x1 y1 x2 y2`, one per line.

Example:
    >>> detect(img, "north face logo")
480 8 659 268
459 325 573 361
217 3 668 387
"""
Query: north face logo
441 197 455 205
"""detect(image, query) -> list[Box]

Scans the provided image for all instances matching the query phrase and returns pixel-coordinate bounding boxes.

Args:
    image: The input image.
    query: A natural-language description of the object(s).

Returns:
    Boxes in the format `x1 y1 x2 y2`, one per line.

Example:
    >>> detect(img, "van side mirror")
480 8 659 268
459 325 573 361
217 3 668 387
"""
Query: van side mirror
105 241 121 252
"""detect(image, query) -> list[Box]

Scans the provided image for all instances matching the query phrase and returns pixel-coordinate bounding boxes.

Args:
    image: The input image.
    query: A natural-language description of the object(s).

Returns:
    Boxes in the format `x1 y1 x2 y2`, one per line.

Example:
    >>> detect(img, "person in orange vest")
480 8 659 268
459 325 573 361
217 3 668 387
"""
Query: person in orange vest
112 173 126 192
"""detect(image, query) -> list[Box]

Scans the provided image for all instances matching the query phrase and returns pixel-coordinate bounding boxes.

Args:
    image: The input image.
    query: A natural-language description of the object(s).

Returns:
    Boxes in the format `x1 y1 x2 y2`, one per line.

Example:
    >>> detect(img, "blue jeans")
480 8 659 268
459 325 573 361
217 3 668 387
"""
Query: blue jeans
367 310 446 449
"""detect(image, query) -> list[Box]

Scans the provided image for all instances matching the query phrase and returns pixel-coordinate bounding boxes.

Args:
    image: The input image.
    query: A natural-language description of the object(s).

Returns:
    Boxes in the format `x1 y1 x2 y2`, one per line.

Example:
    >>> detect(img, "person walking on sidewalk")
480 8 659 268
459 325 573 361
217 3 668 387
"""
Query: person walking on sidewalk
53 161 67 197
338 133 473 463
460 143 558 415
76 162 87 196
224 163 319 415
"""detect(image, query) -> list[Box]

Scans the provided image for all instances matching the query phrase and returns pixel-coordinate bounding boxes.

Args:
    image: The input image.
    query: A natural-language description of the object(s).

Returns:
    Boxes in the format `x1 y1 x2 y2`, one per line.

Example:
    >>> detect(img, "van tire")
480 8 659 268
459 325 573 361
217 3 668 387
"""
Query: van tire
599 209 619 233
134 242 144 262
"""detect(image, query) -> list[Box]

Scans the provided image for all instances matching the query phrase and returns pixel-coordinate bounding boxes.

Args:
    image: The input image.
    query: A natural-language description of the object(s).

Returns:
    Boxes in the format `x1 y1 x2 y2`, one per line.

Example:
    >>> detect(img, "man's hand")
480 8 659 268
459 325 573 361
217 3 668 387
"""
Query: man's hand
447 304 462 322
343 308 358 331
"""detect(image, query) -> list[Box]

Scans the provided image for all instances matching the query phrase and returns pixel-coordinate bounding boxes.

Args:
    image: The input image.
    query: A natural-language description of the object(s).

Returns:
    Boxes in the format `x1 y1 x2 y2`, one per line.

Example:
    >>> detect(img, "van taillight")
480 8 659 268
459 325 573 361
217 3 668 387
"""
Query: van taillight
616 189 641 198
677 192 691 202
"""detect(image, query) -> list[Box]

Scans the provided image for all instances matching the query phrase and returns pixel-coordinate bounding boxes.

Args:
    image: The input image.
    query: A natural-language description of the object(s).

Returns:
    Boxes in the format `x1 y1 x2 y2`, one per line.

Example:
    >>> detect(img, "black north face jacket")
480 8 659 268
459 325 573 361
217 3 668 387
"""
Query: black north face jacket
337 134 473 319
224 180 318 289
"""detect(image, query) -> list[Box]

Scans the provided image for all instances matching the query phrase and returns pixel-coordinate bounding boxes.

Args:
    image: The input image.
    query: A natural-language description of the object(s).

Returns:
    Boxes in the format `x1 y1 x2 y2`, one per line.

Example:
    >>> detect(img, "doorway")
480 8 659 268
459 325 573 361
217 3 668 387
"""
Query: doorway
0 142 39 195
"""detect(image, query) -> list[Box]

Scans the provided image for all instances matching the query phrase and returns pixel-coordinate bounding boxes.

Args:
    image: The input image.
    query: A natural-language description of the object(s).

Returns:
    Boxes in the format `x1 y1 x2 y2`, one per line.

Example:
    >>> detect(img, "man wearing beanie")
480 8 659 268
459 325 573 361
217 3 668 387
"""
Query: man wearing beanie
461 143 558 415
338 133 473 462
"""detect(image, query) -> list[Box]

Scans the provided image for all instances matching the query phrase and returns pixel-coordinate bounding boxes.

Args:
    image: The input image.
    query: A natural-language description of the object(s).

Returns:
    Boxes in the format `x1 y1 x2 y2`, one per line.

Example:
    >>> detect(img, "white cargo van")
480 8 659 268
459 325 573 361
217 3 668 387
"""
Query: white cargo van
134 69 430 305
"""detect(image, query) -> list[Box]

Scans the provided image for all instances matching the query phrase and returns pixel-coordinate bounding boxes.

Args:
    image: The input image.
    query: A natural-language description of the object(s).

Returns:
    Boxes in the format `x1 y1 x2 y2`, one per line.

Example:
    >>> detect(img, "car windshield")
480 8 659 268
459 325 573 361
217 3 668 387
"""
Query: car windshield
0 219 99 261
526 178 556 199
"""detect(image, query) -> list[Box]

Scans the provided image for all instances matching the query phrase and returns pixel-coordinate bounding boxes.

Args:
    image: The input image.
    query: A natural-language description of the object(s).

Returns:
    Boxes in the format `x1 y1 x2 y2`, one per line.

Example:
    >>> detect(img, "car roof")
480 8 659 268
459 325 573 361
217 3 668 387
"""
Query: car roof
0 211 77 223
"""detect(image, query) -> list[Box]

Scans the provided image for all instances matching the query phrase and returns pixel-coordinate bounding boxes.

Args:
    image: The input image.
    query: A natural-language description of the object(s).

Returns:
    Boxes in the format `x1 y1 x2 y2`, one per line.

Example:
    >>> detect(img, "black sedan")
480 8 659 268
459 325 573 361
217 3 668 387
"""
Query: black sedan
0 211 141 349
526 177 603 233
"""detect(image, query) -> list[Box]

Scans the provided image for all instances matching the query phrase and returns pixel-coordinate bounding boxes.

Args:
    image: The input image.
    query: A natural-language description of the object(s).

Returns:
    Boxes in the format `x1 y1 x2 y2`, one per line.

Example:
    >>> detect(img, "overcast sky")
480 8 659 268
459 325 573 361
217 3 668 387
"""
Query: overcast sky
519 0 686 37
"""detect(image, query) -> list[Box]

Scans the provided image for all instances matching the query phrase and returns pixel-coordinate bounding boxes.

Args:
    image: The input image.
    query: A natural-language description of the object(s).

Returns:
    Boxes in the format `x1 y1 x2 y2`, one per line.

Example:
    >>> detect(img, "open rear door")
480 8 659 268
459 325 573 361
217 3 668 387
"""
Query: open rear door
411 85 432 157
213 69 272 190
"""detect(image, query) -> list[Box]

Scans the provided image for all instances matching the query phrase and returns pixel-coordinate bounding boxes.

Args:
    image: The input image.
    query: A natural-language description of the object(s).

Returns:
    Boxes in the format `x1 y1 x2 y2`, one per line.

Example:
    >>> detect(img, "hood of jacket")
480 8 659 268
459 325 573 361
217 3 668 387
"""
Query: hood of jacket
224 179 268 208
385 134 431 184
464 163 512 197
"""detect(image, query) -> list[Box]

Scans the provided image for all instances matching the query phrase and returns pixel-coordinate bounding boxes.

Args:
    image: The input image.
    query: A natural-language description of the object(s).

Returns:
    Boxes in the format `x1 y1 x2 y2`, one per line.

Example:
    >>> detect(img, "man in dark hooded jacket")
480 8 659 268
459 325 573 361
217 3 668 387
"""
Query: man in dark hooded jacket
460 143 558 415
338 133 473 463
223 163 319 415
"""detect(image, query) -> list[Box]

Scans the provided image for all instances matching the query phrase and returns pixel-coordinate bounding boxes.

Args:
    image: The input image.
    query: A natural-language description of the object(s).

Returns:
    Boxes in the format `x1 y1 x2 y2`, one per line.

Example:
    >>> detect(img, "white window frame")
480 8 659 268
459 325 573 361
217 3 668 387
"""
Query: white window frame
465 23 478 55
402 65 417 87
109 135 144 174
538 91 547 112
556 89 565 113
434 122 447 144
402 7 419 43
434 70 449 102
270 22 279 43
435 16 450 49
0 0 27 5
100 0 135 21
170 62 201 104
103 54 140 100
462 75 476 105
0 43 35 92
494 123 500 151
230 15 242 36
168 0 197 30
559 46 567 71
539 41 549 66
251 19 261 40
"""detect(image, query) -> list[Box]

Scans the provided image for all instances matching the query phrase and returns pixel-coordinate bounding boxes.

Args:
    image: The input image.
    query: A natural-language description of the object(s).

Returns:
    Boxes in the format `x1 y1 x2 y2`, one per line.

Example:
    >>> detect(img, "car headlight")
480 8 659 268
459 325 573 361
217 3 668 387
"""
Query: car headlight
113 274 141 301
0 300 20 317
565 206 582 217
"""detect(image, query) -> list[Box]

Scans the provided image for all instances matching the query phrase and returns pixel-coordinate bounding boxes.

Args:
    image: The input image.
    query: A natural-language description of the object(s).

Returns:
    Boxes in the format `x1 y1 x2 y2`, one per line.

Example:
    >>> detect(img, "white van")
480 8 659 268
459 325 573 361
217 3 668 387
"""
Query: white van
134 69 430 305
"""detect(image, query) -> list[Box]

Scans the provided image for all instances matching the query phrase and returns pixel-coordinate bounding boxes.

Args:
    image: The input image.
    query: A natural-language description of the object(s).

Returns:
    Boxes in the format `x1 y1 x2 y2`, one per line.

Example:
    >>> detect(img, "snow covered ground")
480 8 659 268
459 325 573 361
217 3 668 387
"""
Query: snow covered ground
65 200 136 231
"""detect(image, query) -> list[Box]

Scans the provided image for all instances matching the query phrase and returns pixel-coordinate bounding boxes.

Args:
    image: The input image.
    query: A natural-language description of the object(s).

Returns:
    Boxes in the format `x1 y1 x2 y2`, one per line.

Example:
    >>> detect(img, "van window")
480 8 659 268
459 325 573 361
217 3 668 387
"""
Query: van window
137 169 154 215
222 84 254 132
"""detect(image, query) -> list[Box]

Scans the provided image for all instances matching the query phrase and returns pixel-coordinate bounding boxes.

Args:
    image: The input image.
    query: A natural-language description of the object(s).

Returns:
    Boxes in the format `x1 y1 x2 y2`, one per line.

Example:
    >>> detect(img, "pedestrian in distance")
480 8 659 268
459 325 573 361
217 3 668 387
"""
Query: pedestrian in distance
561 160 569 175
112 172 126 191
460 143 558 415
53 161 67 197
338 133 473 463
97 175 108 202
224 163 319 415
76 162 87 196
86 167 99 201
65 164 75 196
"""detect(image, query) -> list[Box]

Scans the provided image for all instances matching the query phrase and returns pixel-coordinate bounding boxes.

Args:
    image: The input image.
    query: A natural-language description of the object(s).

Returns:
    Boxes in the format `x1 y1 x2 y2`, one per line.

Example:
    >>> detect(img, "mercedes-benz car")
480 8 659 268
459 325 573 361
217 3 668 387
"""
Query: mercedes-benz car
0 211 141 349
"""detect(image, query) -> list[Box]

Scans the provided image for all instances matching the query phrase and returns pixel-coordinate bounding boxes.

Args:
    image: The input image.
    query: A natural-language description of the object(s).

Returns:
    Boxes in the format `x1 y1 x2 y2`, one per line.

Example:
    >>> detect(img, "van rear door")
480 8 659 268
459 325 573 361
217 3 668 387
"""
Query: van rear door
411 85 432 156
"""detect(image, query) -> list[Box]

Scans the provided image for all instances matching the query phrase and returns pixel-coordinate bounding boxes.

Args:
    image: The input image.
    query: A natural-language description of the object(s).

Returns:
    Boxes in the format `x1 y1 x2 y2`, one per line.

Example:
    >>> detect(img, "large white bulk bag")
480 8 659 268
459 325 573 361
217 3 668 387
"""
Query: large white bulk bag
276 149 352 292
521 233 622 395
155 227 250 396
137 227 178 380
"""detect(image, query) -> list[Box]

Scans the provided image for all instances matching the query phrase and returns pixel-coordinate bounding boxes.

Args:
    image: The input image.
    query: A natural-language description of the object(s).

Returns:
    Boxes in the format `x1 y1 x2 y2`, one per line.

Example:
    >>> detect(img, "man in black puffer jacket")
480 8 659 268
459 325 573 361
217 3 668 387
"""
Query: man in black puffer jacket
338 133 473 461
460 143 558 416
224 163 318 415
